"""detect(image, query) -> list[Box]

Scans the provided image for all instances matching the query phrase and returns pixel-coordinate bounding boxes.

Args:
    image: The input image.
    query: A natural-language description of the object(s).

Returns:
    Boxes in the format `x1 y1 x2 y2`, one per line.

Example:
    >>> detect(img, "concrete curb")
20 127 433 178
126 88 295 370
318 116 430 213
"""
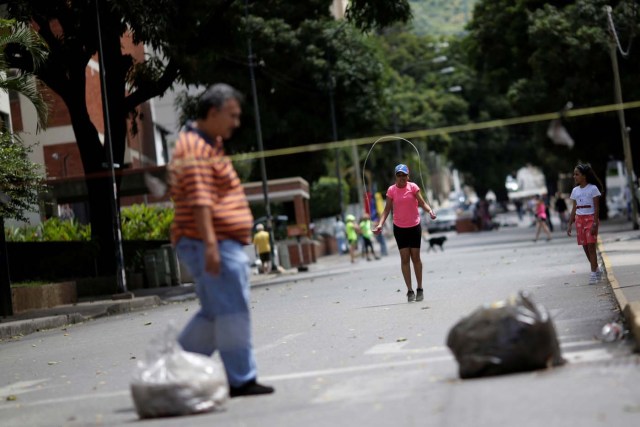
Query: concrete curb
0 295 163 341
598 238 640 350
0 313 87 340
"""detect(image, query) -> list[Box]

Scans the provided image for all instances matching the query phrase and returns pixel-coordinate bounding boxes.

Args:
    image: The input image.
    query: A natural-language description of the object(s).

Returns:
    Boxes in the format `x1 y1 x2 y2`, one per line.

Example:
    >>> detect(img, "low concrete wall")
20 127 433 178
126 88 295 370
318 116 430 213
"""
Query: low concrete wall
11 281 77 314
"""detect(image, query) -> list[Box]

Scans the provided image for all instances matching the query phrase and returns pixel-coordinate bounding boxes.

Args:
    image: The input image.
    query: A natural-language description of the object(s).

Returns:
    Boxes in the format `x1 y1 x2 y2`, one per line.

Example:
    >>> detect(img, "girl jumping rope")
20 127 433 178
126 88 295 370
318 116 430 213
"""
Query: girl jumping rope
374 164 436 302
567 163 603 284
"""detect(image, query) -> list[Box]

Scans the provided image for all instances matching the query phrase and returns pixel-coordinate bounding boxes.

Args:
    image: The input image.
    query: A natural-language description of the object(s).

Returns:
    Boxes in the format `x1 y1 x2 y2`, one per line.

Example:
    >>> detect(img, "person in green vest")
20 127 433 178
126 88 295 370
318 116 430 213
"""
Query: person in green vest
359 213 380 261
345 214 360 264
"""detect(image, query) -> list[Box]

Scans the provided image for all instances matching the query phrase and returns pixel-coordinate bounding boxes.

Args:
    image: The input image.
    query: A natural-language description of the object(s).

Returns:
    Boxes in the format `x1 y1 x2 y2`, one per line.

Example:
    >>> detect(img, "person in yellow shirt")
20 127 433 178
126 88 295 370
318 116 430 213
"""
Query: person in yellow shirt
253 224 271 274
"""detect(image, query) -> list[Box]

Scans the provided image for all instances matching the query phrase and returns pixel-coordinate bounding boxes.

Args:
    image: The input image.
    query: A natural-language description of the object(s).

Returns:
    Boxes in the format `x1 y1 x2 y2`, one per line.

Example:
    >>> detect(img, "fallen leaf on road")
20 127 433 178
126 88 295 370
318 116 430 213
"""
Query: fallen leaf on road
144 322 152 326
6 395 17 401
48 361 58 365
396 338 407 342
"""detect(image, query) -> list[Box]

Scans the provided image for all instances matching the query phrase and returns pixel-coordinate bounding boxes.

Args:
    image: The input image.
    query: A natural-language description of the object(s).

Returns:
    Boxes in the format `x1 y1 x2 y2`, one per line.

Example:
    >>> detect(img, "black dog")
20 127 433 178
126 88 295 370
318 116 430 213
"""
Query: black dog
426 236 447 252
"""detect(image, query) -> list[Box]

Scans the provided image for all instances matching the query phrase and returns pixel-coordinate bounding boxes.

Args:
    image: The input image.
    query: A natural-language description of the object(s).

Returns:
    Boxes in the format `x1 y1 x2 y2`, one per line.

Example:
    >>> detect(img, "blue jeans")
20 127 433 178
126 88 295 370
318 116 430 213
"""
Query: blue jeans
175 237 257 387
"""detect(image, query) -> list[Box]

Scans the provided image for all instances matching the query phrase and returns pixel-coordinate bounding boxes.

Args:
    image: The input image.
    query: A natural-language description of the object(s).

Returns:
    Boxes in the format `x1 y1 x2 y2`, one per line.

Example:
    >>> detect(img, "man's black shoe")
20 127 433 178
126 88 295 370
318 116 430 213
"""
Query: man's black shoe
229 379 275 398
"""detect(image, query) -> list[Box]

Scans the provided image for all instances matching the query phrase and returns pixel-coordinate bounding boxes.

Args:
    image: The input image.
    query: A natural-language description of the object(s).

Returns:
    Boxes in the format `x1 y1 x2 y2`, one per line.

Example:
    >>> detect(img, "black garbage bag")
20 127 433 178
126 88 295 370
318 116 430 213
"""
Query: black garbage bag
446 291 565 379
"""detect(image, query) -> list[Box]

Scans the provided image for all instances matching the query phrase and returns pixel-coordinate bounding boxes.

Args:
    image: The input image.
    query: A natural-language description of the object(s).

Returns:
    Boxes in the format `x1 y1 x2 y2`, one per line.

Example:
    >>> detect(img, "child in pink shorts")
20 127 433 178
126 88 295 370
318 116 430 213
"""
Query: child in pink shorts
567 163 603 284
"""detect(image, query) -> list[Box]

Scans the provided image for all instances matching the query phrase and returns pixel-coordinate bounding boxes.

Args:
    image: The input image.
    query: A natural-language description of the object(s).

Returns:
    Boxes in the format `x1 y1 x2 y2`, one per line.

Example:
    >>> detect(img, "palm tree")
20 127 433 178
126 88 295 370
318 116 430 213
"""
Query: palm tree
0 18 49 316
0 18 49 130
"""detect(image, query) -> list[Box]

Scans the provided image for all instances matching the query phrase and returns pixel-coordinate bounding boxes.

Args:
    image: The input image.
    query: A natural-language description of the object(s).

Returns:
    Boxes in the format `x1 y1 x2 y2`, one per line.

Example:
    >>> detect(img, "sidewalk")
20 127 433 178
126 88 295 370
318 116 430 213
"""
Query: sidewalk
597 217 640 350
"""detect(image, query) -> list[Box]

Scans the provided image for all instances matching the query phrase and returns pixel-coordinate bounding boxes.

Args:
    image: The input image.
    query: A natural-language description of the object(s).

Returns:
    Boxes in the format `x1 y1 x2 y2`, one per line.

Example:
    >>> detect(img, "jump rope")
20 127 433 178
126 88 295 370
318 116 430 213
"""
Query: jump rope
361 136 434 218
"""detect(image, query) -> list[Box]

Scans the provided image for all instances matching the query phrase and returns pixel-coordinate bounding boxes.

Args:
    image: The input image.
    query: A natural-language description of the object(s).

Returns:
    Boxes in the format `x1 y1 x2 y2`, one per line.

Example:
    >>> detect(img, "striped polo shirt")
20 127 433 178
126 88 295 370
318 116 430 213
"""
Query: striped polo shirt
168 125 253 245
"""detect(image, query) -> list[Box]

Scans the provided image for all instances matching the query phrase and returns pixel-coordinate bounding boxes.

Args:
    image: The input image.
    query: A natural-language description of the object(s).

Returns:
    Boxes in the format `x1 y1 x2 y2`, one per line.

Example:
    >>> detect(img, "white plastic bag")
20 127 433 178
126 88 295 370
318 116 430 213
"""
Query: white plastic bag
130 324 228 418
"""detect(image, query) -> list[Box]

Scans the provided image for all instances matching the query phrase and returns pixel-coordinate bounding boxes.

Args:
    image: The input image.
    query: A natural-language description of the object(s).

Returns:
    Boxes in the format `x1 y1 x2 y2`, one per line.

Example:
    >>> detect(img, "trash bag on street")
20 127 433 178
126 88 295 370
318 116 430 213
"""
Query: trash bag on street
130 324 228 418
446 291 565 379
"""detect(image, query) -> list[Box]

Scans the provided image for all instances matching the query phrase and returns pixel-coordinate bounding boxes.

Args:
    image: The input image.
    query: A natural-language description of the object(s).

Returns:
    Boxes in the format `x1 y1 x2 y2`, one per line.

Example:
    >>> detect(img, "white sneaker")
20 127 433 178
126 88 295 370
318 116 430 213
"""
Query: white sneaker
589 272 598 285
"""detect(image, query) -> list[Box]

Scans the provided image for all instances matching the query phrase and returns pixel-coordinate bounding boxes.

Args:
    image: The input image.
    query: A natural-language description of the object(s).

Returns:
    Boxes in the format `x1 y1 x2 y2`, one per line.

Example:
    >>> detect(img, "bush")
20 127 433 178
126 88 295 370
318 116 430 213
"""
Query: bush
5 204 174 241
120 204 174 240
6 217 90 241
310 177 349 219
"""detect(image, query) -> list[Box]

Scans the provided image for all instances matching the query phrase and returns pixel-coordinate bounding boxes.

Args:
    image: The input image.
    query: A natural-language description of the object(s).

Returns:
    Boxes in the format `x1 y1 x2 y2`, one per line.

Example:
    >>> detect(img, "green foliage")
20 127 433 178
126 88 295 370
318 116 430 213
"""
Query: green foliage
174 3 412 187
0 20 49 222
120 204 174 240
465 0 640 197
0 134 47 222
6 217 90 242
0 18 49 131
5 204 174 241
310 176 349 219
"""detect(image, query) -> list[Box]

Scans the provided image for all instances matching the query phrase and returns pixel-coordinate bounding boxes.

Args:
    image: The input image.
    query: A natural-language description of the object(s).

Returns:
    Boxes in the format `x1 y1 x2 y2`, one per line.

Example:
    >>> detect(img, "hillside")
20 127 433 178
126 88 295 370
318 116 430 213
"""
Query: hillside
409 0 479 36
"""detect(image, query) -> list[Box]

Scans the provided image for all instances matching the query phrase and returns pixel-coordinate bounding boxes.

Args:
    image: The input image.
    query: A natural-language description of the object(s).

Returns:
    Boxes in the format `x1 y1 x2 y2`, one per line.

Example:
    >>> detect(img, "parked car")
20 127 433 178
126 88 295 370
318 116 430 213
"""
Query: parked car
425 207 457 232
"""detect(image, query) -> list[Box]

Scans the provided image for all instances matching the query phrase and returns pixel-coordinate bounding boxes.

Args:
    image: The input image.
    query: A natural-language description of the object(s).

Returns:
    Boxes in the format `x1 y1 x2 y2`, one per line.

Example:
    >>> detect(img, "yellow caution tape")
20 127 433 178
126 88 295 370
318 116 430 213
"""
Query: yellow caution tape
229 100 640 162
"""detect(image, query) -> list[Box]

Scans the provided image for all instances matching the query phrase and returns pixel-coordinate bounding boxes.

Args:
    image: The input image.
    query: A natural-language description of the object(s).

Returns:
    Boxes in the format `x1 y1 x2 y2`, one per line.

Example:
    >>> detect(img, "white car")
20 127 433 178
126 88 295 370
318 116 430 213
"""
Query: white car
425 207 457 232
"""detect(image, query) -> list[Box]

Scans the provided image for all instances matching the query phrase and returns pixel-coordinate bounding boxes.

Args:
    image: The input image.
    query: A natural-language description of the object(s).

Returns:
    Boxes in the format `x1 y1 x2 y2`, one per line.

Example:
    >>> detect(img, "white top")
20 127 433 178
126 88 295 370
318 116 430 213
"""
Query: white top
570 184 601 216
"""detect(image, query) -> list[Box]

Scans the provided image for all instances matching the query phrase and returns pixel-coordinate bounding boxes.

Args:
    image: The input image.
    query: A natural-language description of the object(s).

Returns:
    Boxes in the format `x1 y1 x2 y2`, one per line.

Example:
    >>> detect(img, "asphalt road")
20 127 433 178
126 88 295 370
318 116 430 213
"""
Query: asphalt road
1 223 639 427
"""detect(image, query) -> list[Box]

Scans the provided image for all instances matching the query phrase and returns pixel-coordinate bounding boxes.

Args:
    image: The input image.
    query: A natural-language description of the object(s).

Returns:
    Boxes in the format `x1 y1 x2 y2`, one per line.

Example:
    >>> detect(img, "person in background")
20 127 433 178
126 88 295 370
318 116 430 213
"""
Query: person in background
533 195 552 242
168 83 274 397
567 163 603 285
544 195 554 232
514 199 524 221
374 164 436 302
333 215 347 255
345 214 360 264
554 191 568 231
359 212 380 261
252 223 271 274
374 220 389 256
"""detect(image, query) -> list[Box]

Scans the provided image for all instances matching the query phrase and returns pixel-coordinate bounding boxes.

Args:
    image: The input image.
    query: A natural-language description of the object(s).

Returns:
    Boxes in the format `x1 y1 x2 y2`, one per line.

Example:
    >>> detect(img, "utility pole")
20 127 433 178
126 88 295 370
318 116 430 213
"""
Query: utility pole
0 213 12 316
606 6 639 229
245 0 277 270
328 76 344 219
95 0 129 294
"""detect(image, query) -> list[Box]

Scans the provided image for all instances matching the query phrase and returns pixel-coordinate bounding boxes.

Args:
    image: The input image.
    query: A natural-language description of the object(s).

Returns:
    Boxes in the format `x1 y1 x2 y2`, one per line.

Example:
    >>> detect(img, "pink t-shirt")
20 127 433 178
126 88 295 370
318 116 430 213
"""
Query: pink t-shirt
386 182 421 228
536 202 547 219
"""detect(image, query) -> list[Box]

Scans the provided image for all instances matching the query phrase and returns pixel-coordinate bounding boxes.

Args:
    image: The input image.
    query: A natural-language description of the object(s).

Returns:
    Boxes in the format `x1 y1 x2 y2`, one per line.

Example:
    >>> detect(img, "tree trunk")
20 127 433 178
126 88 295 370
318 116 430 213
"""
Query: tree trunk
0 217 13 317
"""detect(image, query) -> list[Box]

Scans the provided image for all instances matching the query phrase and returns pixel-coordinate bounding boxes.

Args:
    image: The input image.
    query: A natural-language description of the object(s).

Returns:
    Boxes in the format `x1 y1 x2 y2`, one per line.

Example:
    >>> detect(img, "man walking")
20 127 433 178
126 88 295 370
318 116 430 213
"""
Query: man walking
168 84 274 397
253 223 272 274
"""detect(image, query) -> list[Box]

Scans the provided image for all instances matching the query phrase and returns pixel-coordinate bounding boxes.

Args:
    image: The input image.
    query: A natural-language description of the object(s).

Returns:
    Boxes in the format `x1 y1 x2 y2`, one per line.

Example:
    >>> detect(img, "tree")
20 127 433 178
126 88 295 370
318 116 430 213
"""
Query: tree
1 0 412 277
465 0 640 205
310 176 349 219
0 18 49 316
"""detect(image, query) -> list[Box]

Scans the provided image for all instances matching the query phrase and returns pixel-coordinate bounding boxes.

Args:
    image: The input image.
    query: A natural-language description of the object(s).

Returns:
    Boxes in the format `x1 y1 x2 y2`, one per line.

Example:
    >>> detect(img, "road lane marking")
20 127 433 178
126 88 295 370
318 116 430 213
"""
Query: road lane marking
255 333 305 354
364 342 448 355
261 356 453 382
0 390 129 411
563 348 614 363
0 379 50 397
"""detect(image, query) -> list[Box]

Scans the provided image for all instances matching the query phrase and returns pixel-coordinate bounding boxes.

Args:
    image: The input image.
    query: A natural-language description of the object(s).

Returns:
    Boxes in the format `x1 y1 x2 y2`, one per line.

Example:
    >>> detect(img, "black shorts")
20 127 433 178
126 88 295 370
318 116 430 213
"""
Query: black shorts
393 224 422 249
259 252 271 263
